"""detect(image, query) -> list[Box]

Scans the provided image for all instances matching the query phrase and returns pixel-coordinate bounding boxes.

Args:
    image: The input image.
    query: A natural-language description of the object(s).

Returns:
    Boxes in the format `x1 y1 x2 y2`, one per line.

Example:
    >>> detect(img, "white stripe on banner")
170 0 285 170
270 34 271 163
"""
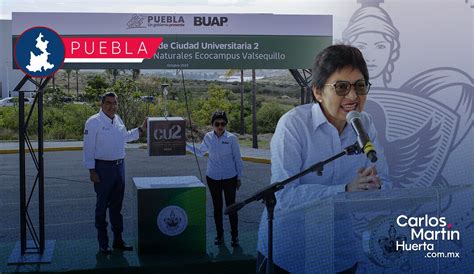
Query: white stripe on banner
64 58 144 63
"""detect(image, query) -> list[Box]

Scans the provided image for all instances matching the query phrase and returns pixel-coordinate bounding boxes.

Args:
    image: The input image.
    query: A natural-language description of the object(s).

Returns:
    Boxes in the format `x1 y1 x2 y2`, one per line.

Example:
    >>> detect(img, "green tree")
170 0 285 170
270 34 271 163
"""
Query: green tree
44 87 66 107
106 69 124 84
256 101 291 133
65 69 72 94
193 84 233 126
131 69 140 80
228 100 251 133
108 78 146 128
225 69 245 134
75 69 80 96
84 75 109 102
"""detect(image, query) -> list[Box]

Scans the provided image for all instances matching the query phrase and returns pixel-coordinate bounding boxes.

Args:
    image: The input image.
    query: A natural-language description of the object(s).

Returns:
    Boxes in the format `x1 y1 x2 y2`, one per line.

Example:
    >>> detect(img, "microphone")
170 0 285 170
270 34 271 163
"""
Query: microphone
346 111 377 163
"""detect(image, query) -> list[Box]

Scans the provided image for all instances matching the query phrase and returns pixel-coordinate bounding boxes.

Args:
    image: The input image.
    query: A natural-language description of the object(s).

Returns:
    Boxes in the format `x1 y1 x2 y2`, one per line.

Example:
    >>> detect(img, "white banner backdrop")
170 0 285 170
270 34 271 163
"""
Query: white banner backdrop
327 0 473 188
319 1 473 272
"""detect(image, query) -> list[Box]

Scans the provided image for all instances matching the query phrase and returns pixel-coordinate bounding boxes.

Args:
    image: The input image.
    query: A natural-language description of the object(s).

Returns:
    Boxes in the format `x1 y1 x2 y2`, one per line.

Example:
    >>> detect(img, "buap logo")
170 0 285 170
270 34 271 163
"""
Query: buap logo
194 16 228 26
363 216 410 268
14 26 65 77
157 205 188 236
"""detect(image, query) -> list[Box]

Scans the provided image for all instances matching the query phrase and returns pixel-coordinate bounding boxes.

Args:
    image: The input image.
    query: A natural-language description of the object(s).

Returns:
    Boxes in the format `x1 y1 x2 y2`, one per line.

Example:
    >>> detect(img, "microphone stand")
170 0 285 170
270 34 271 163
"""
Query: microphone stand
225 143 361 274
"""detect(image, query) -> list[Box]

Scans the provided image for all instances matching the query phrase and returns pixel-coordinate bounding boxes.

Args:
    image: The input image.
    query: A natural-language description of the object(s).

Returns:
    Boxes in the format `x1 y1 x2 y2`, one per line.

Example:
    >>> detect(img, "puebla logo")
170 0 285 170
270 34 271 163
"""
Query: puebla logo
14 26 163 72
14 26 65 78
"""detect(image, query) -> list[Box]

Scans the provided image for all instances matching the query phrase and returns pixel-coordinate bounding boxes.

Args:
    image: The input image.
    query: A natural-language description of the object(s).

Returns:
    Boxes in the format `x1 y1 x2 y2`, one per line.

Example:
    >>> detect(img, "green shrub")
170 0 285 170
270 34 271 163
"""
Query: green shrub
256 101 292 133
0 82 294 141
0 104 96 140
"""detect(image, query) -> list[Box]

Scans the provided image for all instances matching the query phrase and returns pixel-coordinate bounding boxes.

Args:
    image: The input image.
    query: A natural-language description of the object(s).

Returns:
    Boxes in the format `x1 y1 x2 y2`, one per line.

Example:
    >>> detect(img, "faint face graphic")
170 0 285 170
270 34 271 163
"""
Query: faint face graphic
352 32 392 80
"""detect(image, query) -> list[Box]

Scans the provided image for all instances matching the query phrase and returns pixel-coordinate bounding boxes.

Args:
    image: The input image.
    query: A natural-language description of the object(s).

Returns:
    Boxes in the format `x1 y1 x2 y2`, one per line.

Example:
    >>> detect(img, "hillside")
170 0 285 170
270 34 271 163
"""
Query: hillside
51 69 303 105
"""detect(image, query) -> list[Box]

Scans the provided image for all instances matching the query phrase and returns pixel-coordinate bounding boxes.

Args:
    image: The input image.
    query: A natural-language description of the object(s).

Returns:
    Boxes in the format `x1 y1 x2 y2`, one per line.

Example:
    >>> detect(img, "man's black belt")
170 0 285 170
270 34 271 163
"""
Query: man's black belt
95 159 124 165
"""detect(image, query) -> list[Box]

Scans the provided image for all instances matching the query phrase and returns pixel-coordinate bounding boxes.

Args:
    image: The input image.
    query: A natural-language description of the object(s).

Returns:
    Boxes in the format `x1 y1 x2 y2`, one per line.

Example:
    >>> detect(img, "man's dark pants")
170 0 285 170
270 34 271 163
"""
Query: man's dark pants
94 160 125 249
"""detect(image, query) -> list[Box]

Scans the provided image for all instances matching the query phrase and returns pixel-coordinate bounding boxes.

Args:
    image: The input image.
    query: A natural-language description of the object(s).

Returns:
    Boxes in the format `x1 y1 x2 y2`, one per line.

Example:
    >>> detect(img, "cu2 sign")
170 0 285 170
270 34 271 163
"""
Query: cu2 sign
148 117 186 156
154 124 182 140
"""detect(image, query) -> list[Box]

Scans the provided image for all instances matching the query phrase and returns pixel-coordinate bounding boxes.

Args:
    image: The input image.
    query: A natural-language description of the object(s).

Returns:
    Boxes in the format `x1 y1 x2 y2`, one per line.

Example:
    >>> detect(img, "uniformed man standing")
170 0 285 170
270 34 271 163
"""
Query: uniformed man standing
83 92 146 255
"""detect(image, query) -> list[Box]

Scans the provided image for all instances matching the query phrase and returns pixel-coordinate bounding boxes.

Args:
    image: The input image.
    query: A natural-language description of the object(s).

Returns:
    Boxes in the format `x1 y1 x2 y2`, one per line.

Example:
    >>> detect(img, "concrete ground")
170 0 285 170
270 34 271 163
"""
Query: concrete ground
0 148 271 273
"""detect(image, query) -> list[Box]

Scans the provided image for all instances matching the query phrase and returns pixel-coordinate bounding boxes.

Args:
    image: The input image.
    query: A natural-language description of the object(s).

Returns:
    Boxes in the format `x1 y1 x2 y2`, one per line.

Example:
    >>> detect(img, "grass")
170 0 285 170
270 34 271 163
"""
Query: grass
238 139 270 150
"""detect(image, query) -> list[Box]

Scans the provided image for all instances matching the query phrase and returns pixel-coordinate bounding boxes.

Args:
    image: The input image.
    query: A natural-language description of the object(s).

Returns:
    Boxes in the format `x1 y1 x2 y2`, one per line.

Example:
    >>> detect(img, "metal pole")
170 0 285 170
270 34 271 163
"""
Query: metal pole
265 192 276 274
38 88 45 252
252 69 258 149
19 90 26 254
9 75 55 264
37 76 50 254
240 70 245 135
300 86 305 105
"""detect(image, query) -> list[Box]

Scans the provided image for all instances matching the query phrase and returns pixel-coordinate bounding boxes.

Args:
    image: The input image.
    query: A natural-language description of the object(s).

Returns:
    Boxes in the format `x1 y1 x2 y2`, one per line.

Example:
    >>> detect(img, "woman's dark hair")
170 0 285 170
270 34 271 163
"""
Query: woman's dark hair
211 110 228 125
312 44 369 90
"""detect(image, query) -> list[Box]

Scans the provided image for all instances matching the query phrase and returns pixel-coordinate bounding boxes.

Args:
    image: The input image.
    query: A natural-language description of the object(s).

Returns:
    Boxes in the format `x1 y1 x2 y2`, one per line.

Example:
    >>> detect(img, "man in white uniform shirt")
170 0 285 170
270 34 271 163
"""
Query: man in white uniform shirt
83 92 146 255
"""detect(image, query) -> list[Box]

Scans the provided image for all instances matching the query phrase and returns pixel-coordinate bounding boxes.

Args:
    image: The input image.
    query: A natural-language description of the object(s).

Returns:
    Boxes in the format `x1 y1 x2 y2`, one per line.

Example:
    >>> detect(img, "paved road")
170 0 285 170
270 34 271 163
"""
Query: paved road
0 148 271 249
